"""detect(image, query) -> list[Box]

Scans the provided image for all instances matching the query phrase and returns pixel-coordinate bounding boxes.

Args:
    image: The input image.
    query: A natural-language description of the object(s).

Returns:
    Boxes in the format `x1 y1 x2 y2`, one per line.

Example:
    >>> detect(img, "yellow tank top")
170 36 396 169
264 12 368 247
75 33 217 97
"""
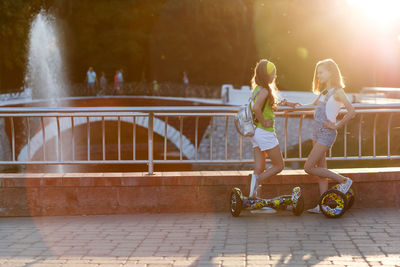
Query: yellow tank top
251 86 275 132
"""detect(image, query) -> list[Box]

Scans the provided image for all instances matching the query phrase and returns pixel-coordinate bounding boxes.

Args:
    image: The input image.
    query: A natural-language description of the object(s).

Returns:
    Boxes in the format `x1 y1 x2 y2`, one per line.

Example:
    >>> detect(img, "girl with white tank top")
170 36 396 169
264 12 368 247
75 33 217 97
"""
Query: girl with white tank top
320 88 342 123
304 59 356 214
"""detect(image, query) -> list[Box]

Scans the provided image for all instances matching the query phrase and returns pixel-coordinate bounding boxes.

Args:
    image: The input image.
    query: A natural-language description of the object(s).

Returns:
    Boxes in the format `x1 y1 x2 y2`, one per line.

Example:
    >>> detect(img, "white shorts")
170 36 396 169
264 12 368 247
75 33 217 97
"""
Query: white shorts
251 128 279 151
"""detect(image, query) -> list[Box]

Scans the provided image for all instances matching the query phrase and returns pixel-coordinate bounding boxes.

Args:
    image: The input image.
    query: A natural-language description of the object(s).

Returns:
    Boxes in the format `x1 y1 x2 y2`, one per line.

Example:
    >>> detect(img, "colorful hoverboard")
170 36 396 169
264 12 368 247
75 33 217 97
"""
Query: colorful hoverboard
230 187 304 217
319 185 355 218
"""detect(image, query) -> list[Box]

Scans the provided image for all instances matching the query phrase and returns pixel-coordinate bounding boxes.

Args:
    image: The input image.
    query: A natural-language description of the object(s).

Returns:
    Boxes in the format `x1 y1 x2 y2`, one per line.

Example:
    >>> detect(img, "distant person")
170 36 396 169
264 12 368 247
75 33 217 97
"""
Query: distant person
113 70 120 95
304 59 356 214
183 71 189 85
86 67 97 95
118 69 124 93
99 72 107 96
183 71 189 97
152 80 159 96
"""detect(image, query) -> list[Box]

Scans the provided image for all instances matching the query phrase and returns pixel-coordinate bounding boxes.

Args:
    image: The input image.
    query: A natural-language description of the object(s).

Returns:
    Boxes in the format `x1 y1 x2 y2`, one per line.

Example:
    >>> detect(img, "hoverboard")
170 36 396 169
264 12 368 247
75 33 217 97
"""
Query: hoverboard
319 184 355 218
230 186 304 217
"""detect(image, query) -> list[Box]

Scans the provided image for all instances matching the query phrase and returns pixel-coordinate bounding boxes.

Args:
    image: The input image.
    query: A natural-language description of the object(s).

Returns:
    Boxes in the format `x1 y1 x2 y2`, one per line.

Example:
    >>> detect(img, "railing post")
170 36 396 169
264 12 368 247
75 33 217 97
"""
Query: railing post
10 117 15 161
147 112 154 175
284 115 288 159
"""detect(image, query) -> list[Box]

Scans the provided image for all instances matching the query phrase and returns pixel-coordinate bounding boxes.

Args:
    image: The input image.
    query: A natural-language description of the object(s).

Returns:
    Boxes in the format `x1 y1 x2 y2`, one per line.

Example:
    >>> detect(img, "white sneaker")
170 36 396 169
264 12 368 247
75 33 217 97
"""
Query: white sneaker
249 174 258 198
251 207 277 214
307 205 321 214
337 177 353 194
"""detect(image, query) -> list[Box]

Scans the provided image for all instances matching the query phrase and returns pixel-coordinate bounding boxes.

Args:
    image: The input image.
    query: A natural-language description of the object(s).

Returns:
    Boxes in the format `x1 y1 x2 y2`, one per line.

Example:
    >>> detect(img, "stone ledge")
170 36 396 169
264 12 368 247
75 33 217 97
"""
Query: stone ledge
1 167 399 187
0 167 399 216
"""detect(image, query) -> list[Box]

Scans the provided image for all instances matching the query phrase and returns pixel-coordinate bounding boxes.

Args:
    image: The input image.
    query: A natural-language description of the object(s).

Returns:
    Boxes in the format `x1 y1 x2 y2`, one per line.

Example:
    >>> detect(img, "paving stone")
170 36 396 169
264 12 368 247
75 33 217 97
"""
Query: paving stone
0 209 399 266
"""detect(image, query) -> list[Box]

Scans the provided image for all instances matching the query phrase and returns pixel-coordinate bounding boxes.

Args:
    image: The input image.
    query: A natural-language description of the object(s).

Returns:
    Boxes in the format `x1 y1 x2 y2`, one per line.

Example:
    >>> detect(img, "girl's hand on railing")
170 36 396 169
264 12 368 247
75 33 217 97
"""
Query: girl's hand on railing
323 121 338 130
279 99 301 111
278 99 288 106
281 101 301 115
286 101 301 109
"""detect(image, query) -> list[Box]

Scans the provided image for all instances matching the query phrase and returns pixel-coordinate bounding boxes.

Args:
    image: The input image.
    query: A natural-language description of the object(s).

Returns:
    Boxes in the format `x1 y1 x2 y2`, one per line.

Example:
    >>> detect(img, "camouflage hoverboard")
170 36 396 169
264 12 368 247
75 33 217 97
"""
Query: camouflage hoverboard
319 184 355 218
230 187 304 217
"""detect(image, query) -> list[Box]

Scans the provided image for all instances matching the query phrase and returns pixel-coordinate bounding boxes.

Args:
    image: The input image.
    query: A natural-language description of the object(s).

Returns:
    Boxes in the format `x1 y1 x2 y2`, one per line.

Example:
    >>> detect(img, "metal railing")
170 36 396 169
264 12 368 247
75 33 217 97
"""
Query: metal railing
0 104 399 174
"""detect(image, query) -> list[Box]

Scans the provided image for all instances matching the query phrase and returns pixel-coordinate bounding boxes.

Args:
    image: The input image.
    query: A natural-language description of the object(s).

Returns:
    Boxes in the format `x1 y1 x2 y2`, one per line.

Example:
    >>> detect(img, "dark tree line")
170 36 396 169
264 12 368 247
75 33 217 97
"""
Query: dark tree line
1 0 400 93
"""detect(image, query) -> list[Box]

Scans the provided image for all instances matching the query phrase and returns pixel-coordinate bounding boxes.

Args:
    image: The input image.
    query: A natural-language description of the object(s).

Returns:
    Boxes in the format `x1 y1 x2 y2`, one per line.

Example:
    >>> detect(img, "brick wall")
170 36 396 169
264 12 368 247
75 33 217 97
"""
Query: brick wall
0 168 399 216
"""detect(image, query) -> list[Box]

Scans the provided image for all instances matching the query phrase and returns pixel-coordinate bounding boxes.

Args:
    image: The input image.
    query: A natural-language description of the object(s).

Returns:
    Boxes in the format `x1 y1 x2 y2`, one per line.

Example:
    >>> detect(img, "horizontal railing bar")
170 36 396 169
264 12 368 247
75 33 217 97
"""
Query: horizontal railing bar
0 160 149 165
0 106 241 113
1 109 400 118
2 155 399 165
155 110 400 117
0 112 236 118
154 156 400 162
279 109 400 116
0 103 399 113
0 113 149 117
155 113 236 117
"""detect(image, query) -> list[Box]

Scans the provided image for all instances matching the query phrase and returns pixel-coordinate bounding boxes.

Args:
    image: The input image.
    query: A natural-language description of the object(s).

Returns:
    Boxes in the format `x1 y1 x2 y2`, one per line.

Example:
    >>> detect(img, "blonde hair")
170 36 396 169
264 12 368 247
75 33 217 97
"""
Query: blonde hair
312 59 345 94
251 59 279 109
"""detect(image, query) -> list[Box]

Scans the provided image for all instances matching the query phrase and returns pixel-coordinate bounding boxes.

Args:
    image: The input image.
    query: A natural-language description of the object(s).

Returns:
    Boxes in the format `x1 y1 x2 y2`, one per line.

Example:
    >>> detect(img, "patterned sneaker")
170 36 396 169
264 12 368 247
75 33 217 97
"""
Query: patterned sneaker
307 205 321 214
336 177 353 194
249 174 258 198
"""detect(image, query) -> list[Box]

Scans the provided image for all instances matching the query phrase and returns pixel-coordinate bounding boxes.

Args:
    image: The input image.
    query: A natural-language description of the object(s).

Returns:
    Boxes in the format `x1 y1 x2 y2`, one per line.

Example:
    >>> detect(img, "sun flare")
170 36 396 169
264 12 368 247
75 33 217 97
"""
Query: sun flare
347 0 400 25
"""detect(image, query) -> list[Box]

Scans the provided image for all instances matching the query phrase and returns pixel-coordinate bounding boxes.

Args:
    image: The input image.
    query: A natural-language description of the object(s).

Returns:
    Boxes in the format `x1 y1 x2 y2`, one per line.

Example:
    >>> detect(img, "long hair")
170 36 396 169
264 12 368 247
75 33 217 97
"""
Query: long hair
312 58 345 94
251 59 278 109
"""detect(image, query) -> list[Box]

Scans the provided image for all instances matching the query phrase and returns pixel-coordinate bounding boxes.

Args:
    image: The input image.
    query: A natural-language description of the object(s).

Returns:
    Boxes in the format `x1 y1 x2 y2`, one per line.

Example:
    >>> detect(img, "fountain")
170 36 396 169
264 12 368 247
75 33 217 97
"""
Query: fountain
25 10 67 100
23 10 67 172
1 10 66 172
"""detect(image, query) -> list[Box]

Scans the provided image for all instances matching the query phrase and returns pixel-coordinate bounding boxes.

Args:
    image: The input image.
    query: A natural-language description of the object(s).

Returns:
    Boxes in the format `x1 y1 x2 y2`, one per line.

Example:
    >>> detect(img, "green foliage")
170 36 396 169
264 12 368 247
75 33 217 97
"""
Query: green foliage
0 0 258 91
149 0 256 85
0 0 399 93
0 0 53 91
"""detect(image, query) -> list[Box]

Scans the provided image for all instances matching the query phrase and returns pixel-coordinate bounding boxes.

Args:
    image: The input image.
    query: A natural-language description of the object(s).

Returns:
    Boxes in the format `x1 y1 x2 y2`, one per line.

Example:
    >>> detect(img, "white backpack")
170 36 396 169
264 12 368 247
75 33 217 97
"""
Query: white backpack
234 87 262 137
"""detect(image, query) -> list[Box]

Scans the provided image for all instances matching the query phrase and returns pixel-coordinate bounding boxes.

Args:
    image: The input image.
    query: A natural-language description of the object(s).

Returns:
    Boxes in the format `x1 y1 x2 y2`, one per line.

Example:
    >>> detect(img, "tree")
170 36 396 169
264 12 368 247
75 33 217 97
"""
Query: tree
0 0 51 92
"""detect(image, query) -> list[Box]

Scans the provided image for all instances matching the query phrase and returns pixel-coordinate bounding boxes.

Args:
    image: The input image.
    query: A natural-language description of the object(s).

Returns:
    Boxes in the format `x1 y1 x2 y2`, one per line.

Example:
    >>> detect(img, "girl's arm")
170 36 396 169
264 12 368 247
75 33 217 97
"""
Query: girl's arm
336 89 356 128
307 94 321 106
312 96 320 105
307 90 328 106
253 88 273 128
324 89 356 130
278 98 301 108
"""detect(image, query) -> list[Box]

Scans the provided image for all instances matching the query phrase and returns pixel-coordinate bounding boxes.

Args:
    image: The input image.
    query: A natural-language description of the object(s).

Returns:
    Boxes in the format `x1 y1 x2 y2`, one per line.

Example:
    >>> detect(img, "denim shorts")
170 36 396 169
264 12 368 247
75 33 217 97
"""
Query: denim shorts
312 124 337 148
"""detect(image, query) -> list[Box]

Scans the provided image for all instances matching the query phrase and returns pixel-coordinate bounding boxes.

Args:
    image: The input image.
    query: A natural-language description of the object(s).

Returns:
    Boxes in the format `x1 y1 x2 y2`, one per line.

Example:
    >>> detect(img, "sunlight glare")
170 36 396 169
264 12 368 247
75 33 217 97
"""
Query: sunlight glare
347 0 400 25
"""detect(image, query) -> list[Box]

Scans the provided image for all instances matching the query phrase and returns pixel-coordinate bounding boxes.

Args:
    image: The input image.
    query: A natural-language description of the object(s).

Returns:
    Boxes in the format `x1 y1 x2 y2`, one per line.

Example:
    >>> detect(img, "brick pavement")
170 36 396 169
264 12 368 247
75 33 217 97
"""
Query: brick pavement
0 208 399 266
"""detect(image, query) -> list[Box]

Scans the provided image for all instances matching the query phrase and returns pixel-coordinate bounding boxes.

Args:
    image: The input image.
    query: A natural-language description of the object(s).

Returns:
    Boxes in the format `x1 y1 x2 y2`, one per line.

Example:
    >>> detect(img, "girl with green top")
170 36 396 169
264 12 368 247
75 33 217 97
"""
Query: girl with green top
249 59 299 199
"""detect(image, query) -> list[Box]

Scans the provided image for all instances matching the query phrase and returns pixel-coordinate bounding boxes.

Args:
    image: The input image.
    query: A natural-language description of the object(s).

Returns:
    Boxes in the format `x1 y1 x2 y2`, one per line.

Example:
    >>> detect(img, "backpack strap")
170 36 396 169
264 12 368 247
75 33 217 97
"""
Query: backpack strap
249 87 262 103
249 86 262 112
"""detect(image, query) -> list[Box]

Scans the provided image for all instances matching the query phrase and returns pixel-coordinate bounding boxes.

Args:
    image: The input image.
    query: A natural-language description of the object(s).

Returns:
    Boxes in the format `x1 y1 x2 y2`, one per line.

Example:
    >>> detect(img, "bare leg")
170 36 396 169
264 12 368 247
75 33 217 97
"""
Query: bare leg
252 145 284 197
258 145 284 183
253 147 266 177
312 141 328 195
304 142 346 184
251 147 266 198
